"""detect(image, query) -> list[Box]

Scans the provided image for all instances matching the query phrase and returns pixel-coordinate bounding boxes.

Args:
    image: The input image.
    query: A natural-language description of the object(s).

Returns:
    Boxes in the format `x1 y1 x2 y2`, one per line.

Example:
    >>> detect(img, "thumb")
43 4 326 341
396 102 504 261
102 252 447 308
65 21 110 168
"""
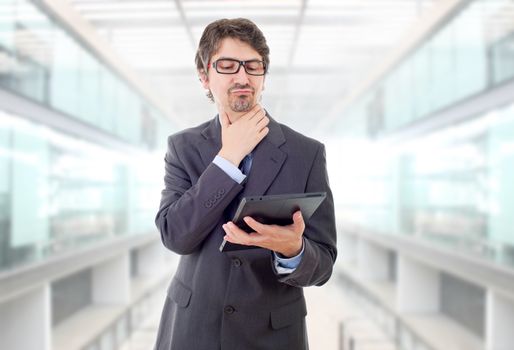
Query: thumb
292 211 305 232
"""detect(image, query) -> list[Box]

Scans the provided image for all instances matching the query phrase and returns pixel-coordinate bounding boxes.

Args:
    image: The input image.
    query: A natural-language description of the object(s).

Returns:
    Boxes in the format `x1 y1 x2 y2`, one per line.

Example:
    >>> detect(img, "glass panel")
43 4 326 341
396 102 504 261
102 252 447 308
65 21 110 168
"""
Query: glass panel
0 0 15 88
49 132 122 248
11 119 49 253
490 32 514 84
332 0 514 270
453 1 487 100
484 0 514 84
487 105 514 264
98 67 117 133
50 30 79 116
11 0 52 102
337 0 510 136
398 135 487 247
77 50 100 124
0 0 170 149
386 62 413 130
411 46 431 120
429 23 455 112
0 0 15 50
0 110 161 273
334 100 514 269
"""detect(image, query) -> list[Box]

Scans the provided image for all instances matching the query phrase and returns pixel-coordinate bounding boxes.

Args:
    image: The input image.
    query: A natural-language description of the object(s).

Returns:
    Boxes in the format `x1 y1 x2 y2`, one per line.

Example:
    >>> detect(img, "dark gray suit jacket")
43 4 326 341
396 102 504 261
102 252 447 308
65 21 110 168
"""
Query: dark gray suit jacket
154 115 337 350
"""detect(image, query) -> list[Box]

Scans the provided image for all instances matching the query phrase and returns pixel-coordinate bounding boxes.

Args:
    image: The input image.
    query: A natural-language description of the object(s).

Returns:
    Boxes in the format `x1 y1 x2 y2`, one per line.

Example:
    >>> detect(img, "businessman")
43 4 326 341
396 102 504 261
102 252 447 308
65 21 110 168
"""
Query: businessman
154 18 337 350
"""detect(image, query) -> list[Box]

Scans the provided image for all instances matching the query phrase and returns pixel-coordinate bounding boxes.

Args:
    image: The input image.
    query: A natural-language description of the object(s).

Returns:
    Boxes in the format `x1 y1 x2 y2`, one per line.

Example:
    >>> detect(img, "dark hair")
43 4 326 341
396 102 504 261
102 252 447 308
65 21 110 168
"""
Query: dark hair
195 18 270 101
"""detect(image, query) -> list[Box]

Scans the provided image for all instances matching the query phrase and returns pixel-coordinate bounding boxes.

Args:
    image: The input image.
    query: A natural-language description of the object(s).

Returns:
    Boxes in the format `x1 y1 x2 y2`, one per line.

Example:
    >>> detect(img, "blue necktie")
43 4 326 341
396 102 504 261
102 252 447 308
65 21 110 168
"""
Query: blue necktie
239 154 252 175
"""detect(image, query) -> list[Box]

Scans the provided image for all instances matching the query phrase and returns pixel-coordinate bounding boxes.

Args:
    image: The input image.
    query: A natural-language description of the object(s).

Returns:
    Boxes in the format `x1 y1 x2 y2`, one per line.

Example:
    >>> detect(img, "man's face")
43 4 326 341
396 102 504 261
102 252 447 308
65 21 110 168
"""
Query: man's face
201 37 265 113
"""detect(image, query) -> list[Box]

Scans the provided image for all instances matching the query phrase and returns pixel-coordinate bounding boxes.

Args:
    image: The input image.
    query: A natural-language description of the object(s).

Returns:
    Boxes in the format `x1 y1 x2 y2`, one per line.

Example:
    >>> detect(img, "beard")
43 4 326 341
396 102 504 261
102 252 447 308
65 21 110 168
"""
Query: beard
228 84 255 112
229 94 253 112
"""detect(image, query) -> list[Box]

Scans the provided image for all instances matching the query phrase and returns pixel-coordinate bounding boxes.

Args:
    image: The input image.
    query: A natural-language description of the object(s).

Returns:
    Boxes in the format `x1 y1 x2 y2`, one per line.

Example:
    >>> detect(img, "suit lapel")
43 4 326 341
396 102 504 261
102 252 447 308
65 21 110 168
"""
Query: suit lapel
241 115 287 197
199 116 222 168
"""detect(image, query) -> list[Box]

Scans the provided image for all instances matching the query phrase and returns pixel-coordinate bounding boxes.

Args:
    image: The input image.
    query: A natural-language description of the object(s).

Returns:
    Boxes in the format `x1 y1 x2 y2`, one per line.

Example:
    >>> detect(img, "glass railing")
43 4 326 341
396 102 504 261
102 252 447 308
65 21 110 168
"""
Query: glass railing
330 100 514 269
333 0 514 137
0 0 176 273
0 110 164 273
329 0 514 270
0 0 173 149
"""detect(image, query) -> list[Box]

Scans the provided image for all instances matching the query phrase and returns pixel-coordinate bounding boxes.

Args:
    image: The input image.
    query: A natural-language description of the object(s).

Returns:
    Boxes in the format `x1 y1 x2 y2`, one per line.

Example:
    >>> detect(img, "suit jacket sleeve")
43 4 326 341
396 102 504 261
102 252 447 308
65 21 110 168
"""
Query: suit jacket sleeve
274 143 338 287
155 135 244 255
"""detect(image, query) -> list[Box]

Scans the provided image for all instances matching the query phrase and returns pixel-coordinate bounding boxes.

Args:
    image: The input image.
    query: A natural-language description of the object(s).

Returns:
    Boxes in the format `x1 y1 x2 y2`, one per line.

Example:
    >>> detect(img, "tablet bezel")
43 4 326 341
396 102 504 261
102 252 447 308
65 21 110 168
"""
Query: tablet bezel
219 192 326 252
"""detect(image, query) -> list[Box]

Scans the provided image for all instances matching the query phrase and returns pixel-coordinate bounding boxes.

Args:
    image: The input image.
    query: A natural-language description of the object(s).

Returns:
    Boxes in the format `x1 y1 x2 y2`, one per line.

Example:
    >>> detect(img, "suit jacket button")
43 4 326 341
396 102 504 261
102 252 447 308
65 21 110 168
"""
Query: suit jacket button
232 258 242 267
224 305 235 314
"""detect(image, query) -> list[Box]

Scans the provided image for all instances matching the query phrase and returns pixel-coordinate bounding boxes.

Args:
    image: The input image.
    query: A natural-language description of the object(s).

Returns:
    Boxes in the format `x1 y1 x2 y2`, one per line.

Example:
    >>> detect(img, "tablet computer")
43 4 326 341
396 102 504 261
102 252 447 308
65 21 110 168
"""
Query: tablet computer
219 192 326 252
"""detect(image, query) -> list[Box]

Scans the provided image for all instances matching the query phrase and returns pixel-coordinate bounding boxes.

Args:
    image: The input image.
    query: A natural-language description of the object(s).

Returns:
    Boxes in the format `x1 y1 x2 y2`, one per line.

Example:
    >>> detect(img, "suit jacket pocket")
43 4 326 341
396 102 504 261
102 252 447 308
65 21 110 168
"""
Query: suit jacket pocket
270 297 307 330
167 277 192 308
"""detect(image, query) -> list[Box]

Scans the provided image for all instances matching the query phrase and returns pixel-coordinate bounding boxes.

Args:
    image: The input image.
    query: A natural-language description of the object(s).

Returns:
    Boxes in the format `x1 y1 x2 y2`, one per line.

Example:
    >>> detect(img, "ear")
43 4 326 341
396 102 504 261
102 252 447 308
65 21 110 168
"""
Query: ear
198 69 209 89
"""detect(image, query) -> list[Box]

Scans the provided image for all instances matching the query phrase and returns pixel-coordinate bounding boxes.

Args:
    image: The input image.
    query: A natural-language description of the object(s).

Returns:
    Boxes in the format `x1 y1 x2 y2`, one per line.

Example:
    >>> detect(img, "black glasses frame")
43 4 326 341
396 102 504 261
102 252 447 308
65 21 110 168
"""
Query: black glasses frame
210 58 267 76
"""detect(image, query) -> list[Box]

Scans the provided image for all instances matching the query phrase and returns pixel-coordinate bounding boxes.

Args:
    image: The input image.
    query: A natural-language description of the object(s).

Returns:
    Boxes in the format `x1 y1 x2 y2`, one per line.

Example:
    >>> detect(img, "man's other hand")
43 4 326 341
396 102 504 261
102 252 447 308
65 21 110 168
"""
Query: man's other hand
222 210 305 257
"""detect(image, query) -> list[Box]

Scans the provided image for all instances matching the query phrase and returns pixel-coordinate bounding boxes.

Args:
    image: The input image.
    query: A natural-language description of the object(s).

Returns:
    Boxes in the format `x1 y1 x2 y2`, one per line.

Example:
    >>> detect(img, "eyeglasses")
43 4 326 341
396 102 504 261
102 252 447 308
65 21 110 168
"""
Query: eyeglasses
210 58 267 76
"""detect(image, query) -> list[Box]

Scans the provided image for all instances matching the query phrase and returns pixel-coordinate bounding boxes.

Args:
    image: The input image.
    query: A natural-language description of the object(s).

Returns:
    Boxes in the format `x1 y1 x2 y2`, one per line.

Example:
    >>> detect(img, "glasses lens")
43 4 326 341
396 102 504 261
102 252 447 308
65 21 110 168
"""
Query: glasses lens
244 60 265 75
216 59 239 73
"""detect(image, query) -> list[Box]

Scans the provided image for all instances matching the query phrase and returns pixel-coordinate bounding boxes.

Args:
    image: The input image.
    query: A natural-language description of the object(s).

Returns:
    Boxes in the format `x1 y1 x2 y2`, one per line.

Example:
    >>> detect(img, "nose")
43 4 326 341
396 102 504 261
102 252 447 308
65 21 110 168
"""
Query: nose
233 64 250 85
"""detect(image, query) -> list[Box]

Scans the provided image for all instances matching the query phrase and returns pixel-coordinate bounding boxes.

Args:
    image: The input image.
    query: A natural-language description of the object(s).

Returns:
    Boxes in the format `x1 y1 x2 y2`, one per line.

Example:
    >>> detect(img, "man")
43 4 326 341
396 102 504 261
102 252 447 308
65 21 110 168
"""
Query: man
154 18 337 350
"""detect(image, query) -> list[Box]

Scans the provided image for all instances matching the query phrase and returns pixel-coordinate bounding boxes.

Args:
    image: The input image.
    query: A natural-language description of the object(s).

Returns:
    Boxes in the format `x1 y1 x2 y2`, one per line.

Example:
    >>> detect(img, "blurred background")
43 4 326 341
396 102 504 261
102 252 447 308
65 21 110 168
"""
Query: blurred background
1 0 514 349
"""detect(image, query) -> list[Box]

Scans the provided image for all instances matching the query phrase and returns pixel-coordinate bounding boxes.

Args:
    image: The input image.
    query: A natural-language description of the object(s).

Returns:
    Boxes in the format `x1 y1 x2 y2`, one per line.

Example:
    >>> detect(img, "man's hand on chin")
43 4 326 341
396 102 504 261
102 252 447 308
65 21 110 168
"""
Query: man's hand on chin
217 104 269 167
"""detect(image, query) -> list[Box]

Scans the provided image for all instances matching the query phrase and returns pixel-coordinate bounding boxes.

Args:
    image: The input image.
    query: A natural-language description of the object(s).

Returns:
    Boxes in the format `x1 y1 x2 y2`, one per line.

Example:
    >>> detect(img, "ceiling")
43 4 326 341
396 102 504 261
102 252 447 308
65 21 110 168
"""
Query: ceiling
68 0 438 137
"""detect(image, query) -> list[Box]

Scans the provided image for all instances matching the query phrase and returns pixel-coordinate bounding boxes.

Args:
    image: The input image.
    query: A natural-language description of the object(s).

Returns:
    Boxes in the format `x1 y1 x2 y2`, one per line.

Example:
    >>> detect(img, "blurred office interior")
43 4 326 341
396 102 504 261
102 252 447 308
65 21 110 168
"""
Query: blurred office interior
1 0 514 349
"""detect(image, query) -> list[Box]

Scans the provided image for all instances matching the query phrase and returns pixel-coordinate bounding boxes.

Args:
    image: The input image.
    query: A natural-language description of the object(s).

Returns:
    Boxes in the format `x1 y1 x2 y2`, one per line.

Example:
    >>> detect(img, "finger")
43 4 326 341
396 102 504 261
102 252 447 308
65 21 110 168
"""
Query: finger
257 127 269 139
255 115 269 129
248 107 265 121
223 234 234 243
250 103 262 114
243 216 269 234
222 223 239 243
225 222 253 245
292 211 305 233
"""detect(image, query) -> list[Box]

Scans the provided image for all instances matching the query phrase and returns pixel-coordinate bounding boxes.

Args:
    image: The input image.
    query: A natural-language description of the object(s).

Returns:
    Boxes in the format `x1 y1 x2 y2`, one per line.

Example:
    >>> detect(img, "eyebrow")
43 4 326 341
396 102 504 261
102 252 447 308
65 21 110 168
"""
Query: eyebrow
216 56 262 61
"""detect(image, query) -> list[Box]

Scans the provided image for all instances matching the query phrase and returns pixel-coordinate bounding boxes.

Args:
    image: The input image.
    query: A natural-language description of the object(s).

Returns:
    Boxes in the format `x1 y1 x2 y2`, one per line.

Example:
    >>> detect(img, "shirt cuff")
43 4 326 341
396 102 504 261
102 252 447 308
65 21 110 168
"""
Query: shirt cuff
213 155 246 184
273 240 305 274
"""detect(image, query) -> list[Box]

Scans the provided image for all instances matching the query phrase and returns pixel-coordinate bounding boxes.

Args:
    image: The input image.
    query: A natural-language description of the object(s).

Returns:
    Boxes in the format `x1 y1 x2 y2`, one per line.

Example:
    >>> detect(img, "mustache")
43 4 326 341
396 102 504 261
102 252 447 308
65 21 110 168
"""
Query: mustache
228 84 254 93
